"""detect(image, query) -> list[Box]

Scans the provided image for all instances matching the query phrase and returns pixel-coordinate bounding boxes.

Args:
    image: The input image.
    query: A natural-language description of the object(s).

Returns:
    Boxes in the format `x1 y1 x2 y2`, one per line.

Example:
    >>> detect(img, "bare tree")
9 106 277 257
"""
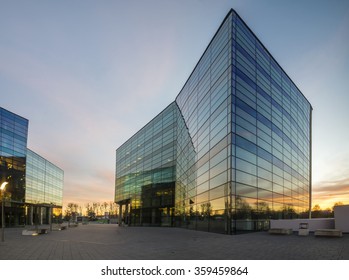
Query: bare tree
64 202 79 221
99 202 105 216
85 203 92 216
65 201 121 220
109 201 118 217
103 201 109 215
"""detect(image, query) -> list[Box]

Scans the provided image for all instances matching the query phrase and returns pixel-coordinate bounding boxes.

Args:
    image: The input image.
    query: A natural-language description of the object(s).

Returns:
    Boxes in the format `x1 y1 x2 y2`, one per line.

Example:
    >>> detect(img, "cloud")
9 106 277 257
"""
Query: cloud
312 177 349 208
63 168 115 205
312 149 349 184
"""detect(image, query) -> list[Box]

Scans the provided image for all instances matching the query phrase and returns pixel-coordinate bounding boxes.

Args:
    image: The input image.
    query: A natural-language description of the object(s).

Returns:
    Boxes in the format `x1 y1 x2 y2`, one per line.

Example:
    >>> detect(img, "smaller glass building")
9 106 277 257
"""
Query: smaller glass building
115 103 178 226
26 149 64 224
0 107 64 226
0 107 28 226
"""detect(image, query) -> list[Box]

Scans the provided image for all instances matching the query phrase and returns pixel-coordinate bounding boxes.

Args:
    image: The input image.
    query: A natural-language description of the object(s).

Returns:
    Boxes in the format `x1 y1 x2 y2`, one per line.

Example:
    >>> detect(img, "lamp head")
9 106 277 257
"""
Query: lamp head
0 182 8 191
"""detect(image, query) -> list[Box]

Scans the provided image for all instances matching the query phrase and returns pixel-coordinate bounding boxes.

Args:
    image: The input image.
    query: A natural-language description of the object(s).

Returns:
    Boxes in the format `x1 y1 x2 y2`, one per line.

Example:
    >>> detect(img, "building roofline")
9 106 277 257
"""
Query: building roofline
231 9 313 110
116 10 235 153
175 9 234 104
116 8 313 152
27 148 64 173
0 106 29 123
174 8 312 110
115 101 177 153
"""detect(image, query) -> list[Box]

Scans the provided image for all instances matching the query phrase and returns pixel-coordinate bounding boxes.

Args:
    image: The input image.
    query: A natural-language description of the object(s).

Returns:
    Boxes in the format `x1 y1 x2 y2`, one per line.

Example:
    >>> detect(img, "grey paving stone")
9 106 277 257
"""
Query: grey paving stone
0 224 348 260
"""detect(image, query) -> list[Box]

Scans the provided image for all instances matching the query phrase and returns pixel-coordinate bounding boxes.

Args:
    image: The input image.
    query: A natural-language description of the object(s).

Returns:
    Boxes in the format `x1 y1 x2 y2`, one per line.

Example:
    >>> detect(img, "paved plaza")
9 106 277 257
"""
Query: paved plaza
0 224 348 260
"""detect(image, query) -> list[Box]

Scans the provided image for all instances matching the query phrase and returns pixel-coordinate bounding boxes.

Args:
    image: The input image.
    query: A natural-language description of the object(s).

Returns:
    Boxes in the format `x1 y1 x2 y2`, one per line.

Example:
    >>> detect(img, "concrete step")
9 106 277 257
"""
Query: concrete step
314 229 342 237
268 228 293 235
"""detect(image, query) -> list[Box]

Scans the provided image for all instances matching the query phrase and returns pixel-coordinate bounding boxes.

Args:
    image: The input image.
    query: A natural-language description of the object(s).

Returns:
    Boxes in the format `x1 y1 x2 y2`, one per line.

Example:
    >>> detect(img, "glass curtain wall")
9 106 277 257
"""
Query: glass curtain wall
174 10 311 233
0 107 28 226
115 103 178 226
231 13 311 232
1 108 64 226
115 9 312 234
26 149 64 207
175 13 233 234
25 149 64 224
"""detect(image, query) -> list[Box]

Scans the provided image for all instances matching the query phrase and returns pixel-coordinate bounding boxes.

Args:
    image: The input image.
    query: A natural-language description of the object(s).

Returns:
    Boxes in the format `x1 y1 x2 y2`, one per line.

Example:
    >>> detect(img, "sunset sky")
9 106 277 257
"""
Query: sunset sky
1 0 348 210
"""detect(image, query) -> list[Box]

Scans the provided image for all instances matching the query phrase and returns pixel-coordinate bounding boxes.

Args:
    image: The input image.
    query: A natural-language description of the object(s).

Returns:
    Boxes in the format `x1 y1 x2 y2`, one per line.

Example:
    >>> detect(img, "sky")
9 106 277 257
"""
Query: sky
1 0 348 210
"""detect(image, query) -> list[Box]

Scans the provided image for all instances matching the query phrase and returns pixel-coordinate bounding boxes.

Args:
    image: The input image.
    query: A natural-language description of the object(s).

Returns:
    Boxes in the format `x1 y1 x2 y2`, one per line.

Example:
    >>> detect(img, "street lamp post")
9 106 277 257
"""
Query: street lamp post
1 182 9 242
50 203 53 232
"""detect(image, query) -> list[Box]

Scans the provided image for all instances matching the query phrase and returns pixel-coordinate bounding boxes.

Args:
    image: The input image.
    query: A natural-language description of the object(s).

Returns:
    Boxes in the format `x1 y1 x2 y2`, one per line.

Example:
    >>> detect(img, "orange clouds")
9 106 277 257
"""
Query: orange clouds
312 177 349 209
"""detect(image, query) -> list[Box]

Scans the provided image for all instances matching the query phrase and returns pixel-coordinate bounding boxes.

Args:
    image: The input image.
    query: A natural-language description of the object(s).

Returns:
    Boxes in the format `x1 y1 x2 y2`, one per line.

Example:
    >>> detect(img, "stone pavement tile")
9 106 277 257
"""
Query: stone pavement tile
0 225 348 260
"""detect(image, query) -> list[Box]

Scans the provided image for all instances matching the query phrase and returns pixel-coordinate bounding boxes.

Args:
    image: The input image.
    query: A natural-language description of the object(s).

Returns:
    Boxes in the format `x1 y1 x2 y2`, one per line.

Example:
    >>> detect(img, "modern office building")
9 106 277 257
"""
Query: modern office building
0 107 63 227
115 9 312 234
25 149 64 224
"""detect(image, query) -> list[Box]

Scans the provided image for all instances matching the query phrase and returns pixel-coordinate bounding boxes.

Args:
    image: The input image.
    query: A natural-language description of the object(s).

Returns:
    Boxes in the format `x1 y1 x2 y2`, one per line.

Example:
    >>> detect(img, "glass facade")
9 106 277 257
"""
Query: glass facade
231 14 311 232
25 149 64 224
0 107 28 225
115 103 178 226
26 149 64 207
174 13 232 234
115 9 312 234
0 107 64 226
